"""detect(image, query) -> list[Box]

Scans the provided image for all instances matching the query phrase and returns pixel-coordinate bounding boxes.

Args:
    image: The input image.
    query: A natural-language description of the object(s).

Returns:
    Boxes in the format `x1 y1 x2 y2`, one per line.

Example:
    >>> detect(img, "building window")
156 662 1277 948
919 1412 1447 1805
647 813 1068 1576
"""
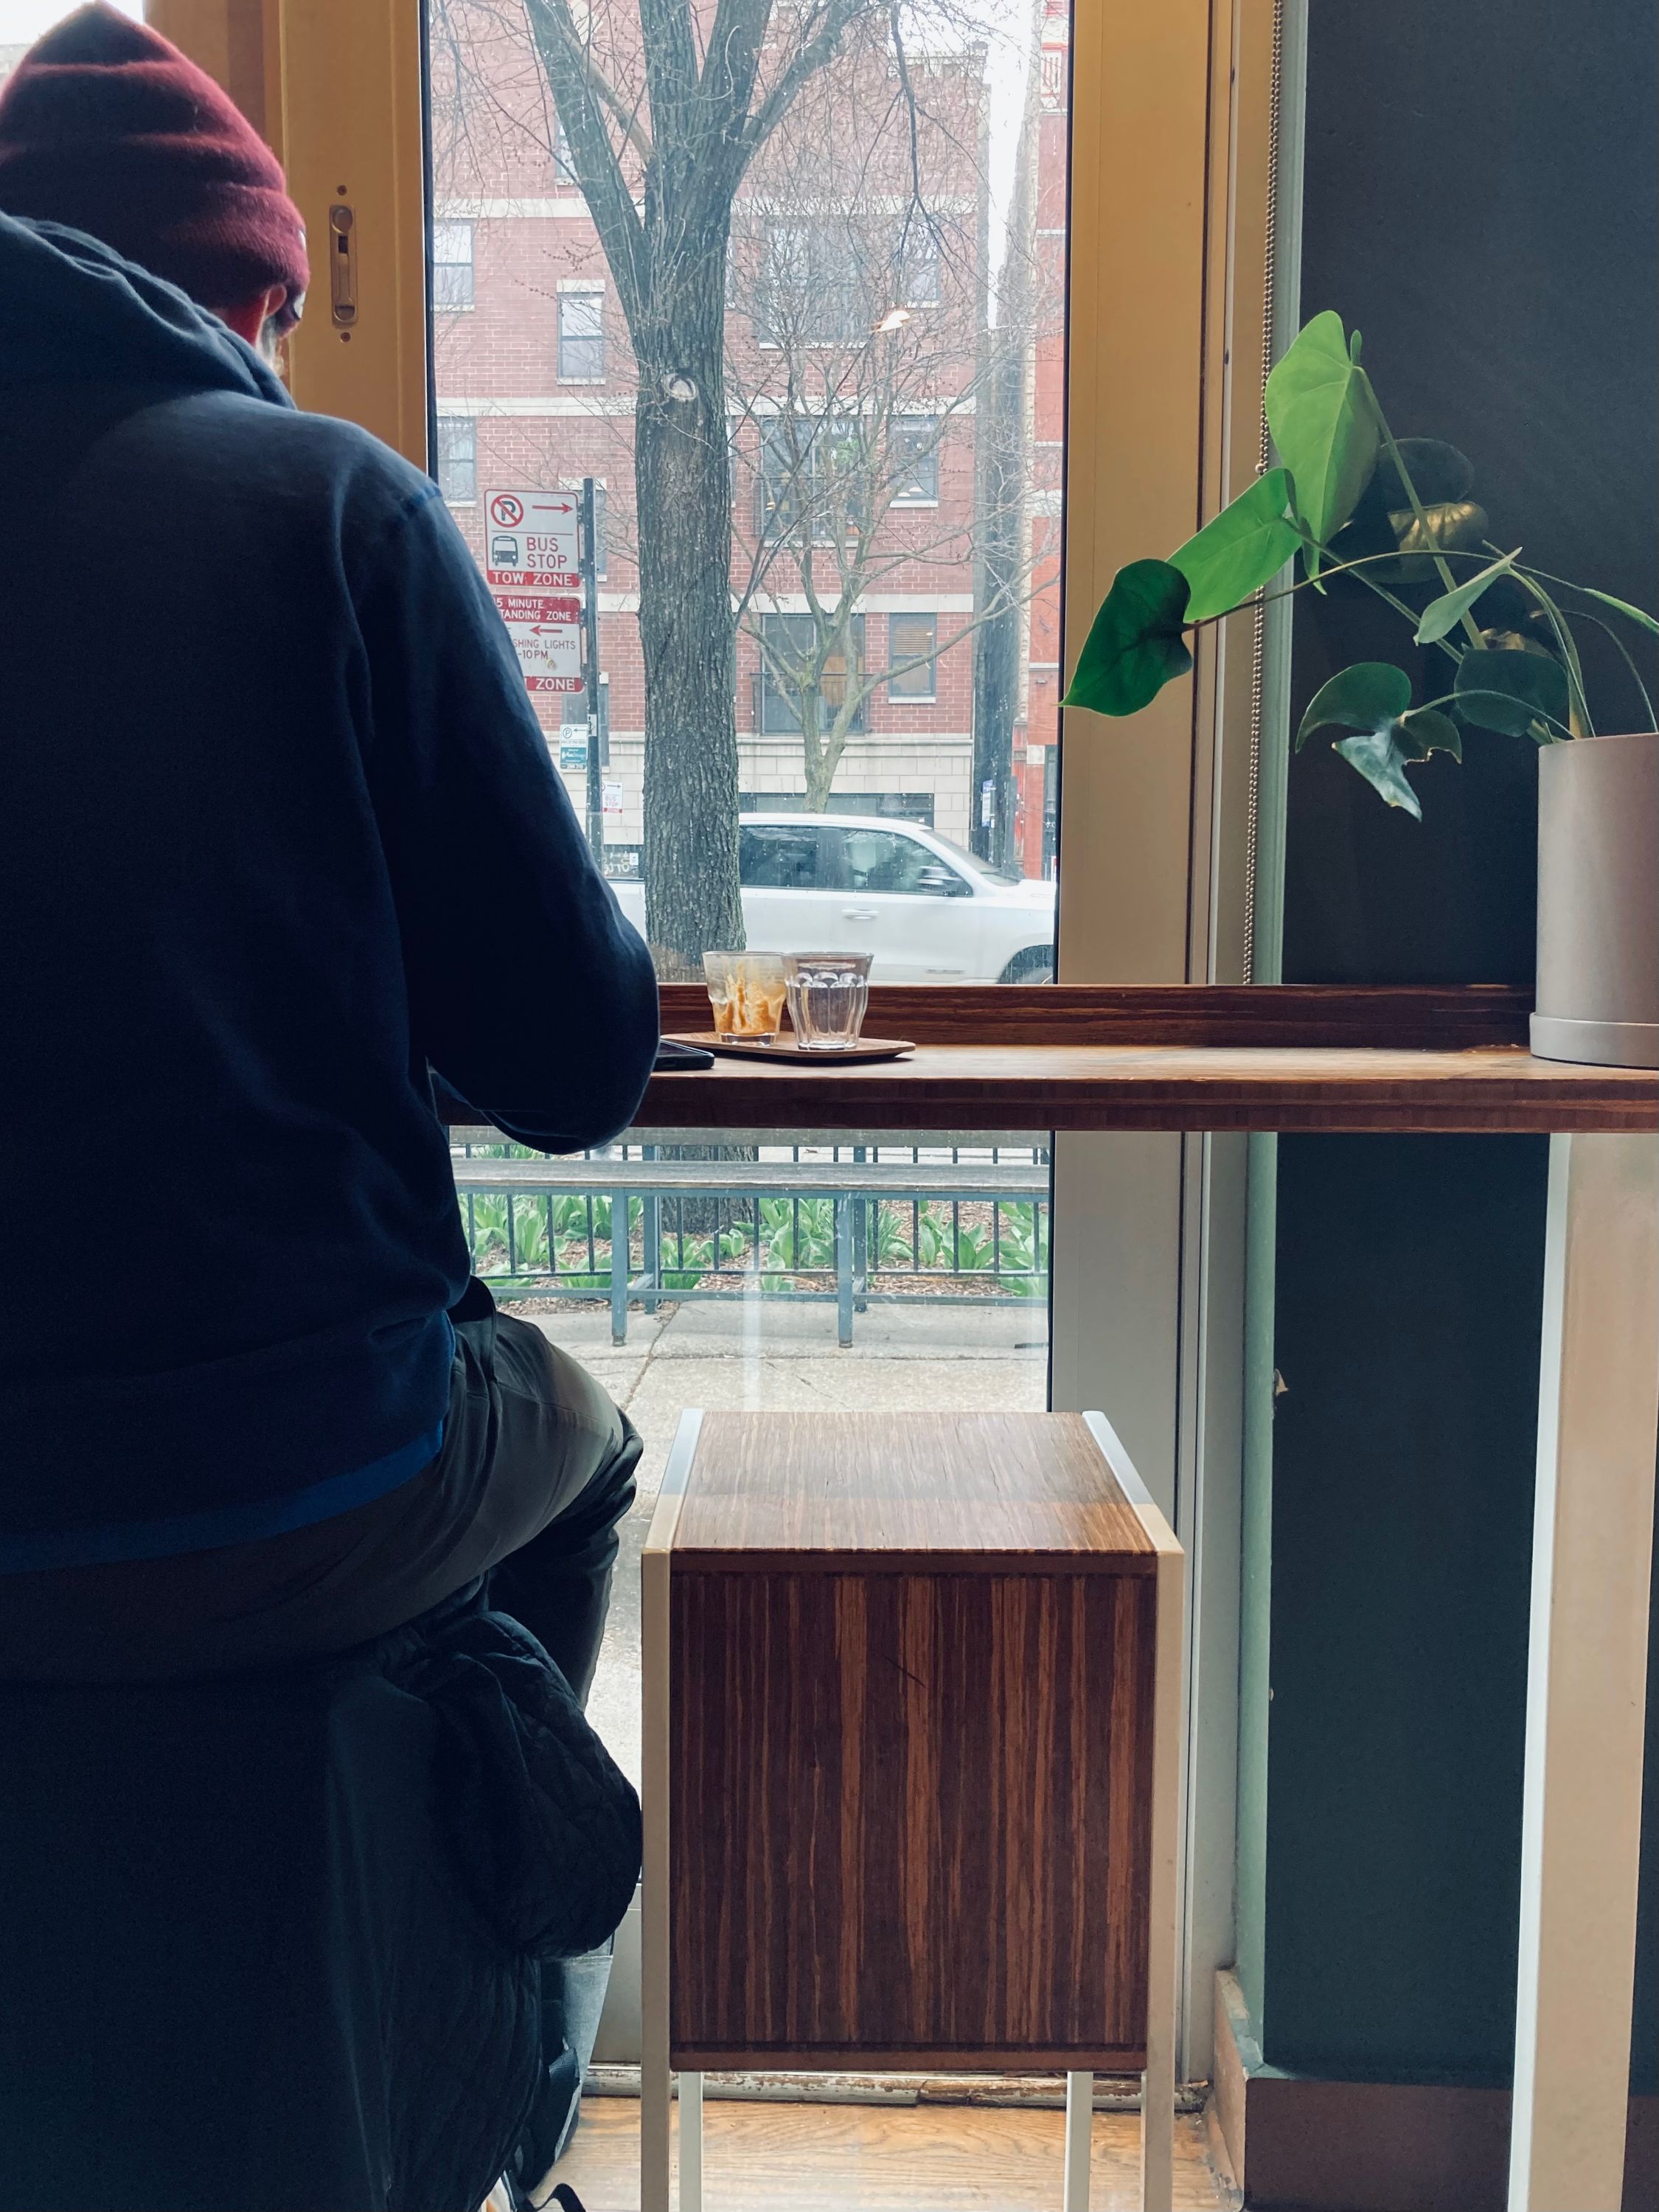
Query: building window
558 288 605 381
437 416 476 504
759 612 866 734
758 417 868 543
432 218 474 308
890 417 939 504
888 613 937 700
755 220 866 346
899 223 940 308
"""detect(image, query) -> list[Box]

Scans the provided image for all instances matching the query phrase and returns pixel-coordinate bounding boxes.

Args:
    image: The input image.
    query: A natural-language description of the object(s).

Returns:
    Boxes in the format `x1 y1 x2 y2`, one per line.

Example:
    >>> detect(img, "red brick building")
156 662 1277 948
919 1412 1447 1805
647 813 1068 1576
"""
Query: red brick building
425 1 1062 871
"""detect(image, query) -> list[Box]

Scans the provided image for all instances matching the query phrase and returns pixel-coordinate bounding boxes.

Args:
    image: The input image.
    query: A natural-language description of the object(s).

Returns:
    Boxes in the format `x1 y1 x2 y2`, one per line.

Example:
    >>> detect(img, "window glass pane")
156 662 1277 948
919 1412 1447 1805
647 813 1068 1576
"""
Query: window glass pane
557 290 605 380
888 417 939 504
888 613 937 698
738 823 823 888
437 415 476 503
759 611 865 736
425 0 1069 963
446 1123 1051 1785
431 218 475 307
900 223 941 307
841 827 956 895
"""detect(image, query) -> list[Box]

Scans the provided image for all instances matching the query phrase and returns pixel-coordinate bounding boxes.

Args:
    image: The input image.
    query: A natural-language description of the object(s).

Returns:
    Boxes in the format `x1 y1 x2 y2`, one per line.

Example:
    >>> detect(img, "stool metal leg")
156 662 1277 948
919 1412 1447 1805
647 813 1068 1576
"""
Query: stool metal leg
1082 1411 1183 2212
641 1413 701 2212
678 2071 703 2211
1140 1520 1184 2212
1062 2072 1091 2211
640 1524 671 2212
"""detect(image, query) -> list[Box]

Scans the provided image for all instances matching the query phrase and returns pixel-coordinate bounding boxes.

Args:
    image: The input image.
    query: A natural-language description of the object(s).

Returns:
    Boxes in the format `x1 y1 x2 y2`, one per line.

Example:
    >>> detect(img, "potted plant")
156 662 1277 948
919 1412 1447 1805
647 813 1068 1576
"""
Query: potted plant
1063 311 1659 1069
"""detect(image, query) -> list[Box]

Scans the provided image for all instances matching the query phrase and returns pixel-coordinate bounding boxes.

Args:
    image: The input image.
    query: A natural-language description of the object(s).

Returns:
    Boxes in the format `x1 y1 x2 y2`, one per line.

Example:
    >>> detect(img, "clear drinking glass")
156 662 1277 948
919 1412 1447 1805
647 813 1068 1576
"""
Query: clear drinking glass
783 953 872 1051
703 951 787 1043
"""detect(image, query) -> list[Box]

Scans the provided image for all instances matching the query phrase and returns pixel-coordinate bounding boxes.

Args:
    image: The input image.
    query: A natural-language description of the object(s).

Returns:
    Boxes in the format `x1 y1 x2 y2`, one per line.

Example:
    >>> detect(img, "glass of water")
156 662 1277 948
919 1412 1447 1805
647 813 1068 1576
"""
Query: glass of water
783 952 872 1051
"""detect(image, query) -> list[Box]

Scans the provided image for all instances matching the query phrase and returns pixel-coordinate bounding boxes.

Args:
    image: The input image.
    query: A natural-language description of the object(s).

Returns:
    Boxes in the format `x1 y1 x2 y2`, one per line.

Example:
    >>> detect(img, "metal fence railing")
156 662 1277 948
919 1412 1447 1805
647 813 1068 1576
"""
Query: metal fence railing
450 1133 1051 1346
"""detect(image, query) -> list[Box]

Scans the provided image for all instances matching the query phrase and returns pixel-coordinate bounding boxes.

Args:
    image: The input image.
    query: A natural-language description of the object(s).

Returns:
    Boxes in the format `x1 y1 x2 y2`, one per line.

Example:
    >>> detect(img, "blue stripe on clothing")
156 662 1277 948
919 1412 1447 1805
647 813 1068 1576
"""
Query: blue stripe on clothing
0 1422 444 1574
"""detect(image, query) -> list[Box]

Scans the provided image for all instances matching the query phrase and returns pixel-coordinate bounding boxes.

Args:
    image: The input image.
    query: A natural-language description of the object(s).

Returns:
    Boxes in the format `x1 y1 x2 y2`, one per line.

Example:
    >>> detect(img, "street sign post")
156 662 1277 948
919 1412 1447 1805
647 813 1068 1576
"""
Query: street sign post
580 478 603 863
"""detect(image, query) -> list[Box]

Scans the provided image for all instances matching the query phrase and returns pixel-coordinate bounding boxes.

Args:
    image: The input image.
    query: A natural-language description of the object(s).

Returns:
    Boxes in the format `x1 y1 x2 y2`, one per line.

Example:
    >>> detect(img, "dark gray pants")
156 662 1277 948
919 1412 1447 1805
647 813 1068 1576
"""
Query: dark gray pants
0 1282 641 1690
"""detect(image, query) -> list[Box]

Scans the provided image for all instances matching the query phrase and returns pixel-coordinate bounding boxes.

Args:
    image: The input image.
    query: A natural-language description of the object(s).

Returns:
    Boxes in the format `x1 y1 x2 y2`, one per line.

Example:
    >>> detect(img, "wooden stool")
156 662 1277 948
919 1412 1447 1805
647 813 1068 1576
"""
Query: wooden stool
641 1409 1184 2211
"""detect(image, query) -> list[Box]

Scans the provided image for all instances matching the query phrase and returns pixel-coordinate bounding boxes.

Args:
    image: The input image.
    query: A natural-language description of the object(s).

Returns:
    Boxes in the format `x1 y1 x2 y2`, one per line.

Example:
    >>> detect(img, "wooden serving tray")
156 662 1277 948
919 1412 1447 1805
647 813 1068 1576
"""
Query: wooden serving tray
668 1030 916 1065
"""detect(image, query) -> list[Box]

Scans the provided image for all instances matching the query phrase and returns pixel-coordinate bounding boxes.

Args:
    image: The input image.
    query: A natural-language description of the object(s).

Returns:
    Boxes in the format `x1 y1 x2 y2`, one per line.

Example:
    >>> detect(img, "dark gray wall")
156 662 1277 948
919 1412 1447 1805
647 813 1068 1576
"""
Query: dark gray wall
1262 0 1658 2085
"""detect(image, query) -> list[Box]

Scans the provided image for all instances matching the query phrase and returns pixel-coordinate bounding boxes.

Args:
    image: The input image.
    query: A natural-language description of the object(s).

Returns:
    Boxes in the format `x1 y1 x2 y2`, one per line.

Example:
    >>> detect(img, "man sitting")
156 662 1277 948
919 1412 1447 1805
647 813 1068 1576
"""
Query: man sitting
0 11 658 2198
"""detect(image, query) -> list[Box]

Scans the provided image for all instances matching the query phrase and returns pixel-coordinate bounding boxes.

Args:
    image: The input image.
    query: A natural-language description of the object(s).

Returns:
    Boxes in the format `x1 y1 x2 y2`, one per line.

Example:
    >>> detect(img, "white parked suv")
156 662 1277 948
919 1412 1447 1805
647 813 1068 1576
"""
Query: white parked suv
613 813 1055 983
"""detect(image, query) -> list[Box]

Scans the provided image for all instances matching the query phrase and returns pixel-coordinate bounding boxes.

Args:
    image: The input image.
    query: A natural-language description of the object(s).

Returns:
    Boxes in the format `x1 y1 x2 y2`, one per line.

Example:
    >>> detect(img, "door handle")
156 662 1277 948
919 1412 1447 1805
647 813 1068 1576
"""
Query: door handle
842 905 877 921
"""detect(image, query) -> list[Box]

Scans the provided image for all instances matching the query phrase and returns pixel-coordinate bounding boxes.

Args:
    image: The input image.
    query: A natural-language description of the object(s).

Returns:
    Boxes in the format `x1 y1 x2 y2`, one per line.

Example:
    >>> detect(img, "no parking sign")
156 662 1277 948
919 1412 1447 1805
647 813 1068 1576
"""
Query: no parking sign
484 488 580 588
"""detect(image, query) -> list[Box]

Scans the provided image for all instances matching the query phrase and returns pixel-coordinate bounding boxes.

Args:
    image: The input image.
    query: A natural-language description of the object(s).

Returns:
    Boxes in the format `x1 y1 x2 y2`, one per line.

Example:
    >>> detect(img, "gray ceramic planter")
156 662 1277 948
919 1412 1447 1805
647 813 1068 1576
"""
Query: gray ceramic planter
1531 731 1659 1068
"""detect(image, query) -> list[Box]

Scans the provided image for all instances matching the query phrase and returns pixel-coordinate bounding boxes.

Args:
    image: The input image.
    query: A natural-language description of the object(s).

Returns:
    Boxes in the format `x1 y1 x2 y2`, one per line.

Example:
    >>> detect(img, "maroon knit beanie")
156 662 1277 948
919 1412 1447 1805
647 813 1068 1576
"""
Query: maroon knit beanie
0 4 308 328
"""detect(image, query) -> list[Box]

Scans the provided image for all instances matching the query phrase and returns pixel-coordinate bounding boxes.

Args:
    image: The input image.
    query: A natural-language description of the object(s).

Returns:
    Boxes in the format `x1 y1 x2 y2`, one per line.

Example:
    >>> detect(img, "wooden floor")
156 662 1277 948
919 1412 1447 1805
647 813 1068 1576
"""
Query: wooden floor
550 2095 1235 2211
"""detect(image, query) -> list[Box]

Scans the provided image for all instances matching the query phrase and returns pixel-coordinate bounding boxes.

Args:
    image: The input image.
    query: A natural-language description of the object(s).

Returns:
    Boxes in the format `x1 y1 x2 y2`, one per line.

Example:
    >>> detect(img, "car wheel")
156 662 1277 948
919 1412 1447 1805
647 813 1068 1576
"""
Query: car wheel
999 947 1054 985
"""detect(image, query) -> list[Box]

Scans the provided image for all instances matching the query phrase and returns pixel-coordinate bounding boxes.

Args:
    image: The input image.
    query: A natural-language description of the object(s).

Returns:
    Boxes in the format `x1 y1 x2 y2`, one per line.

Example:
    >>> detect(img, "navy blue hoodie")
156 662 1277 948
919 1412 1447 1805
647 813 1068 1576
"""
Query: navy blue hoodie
0 216 659 1571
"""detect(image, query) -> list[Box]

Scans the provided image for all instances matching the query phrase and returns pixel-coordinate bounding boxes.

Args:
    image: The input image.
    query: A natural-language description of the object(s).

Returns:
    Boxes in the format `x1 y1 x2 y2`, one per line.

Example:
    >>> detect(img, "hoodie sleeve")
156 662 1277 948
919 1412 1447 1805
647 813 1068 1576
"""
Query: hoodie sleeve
355 484 658 1152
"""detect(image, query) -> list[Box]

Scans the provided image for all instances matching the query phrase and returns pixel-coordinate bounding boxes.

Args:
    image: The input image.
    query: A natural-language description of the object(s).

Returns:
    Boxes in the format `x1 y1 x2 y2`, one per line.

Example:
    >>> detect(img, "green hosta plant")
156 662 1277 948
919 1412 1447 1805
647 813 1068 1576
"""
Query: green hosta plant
1064 310 1658 817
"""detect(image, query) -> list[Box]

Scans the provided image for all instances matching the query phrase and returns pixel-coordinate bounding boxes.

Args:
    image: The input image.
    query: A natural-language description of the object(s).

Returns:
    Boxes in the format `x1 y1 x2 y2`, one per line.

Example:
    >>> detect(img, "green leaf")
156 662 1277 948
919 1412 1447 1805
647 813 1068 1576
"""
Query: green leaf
1298 667 1461 816
1332 709 1461 817
1573 583 1659 637
1296 661 1411 751
1397 707 1463 762
1453 647 1571 738
1169 467 1301 622
1415 549 1520 645
1062 558 1194 717
1265 311 1380 549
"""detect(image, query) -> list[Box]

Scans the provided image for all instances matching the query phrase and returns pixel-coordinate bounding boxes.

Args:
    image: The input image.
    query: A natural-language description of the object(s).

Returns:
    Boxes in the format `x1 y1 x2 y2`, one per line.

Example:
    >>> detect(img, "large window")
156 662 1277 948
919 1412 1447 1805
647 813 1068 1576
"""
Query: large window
198 0 1267 2105
422 0 1071 955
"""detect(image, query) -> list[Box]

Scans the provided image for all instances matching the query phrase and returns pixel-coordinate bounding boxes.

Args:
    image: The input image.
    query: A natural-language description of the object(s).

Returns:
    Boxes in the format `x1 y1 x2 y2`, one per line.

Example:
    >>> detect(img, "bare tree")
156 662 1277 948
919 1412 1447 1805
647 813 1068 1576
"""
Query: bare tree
430 0 1034 967
723 44 1051 819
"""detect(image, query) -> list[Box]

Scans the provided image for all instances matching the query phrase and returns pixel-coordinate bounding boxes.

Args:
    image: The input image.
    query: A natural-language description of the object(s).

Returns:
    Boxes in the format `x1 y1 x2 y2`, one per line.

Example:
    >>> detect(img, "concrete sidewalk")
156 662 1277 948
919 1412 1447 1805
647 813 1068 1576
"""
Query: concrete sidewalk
508 1295 1049 1786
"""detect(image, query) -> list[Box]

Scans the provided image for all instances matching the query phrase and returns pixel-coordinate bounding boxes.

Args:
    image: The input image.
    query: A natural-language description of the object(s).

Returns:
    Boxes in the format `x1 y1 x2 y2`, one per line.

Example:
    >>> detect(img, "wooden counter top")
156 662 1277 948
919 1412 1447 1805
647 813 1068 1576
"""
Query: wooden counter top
639 1041 1657 1135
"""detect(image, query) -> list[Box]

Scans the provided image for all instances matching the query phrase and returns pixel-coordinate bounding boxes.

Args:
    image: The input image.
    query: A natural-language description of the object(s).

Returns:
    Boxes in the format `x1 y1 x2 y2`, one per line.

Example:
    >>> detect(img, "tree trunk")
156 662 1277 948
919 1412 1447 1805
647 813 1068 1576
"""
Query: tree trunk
633 262 745 974
801 700 842 810
971 344 1022 872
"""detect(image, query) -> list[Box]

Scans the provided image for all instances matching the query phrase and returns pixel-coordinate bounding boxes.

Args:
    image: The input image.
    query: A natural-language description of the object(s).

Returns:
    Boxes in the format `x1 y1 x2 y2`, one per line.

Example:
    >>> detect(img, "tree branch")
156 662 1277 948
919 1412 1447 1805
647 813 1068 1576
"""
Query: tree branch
742 0 873 156
523 0 648 324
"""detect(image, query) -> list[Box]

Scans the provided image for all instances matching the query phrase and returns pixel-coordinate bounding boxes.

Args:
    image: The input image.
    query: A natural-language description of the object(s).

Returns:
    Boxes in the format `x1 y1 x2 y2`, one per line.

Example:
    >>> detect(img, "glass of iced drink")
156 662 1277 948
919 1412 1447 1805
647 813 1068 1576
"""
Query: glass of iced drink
783 953 873 1051
703 952 788 1044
